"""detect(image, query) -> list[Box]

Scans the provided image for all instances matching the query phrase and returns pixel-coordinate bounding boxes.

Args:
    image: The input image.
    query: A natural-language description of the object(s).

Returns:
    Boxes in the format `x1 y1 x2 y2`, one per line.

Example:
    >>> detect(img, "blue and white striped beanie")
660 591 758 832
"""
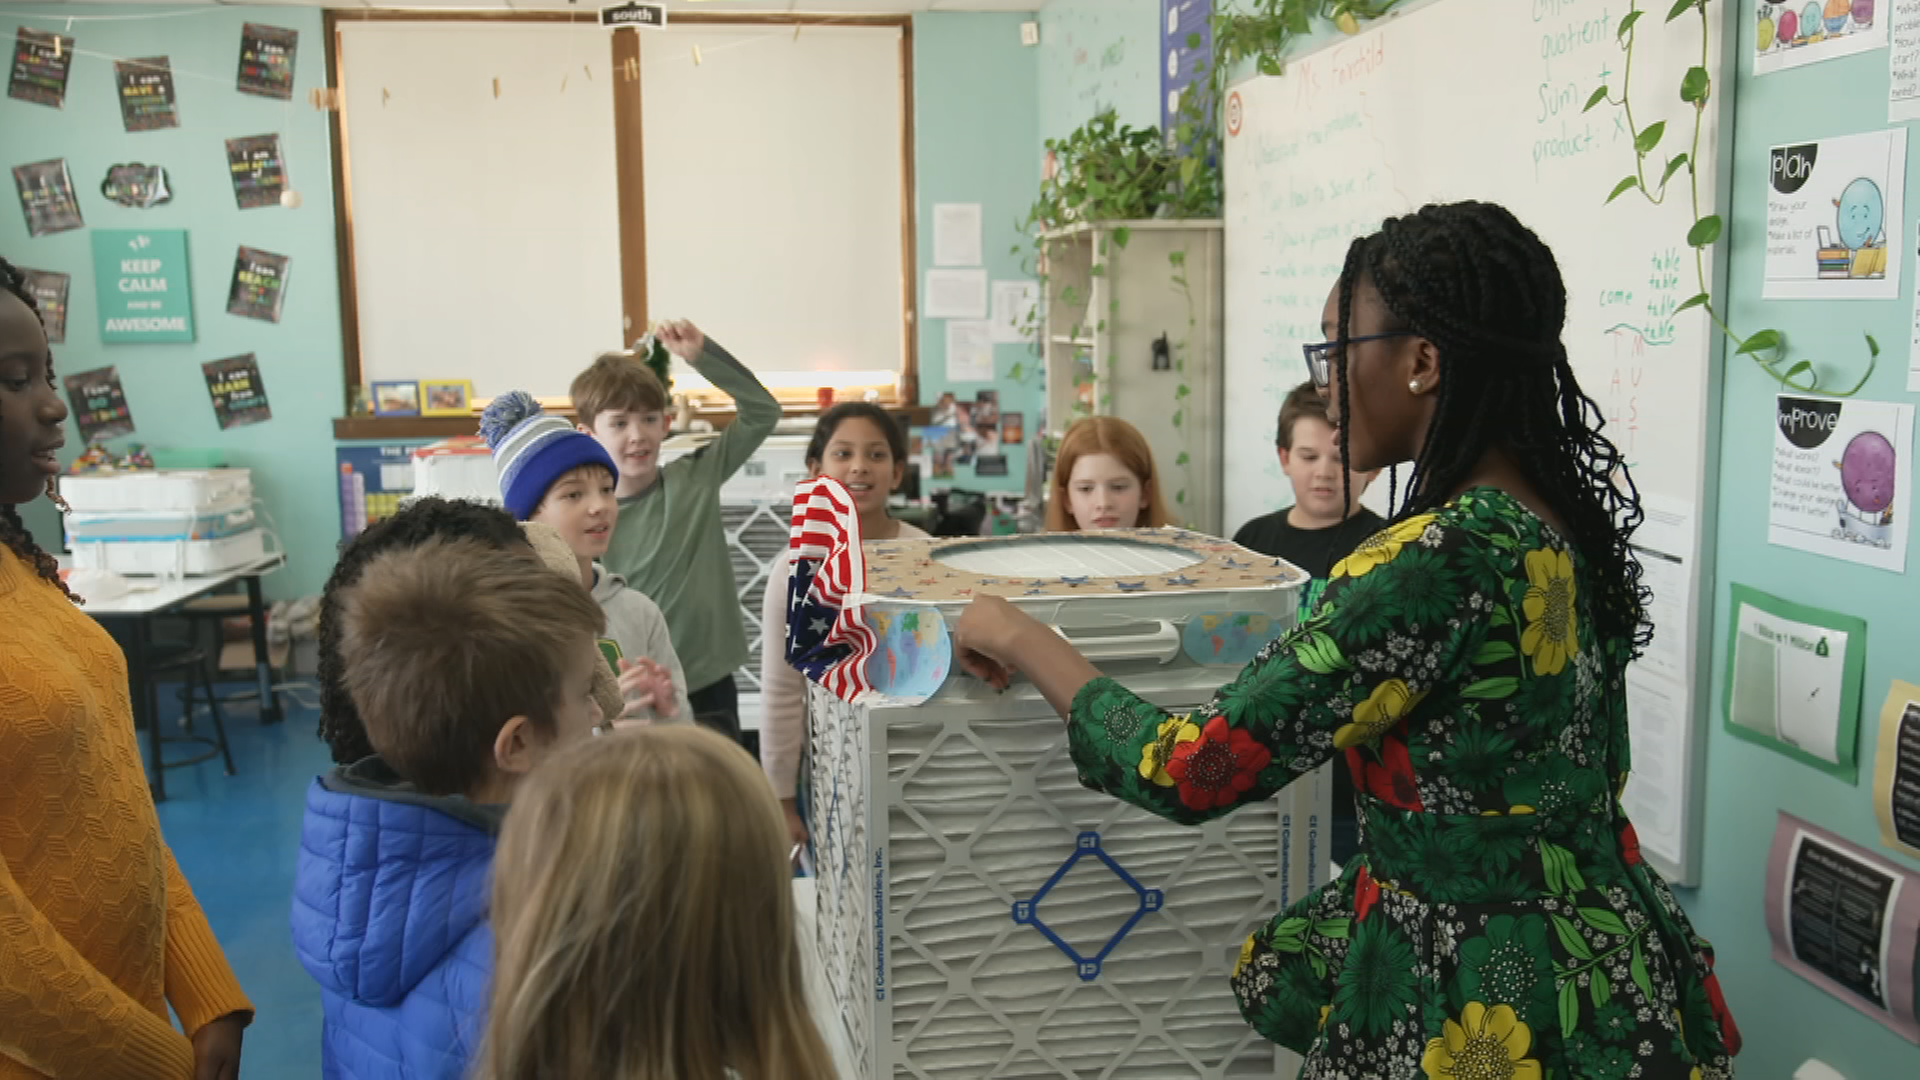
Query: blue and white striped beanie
479 390 616 521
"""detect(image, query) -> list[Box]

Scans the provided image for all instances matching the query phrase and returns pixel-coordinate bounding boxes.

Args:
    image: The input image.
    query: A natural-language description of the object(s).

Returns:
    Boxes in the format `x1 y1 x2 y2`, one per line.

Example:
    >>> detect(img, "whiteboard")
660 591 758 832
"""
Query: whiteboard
1222 0 1724 884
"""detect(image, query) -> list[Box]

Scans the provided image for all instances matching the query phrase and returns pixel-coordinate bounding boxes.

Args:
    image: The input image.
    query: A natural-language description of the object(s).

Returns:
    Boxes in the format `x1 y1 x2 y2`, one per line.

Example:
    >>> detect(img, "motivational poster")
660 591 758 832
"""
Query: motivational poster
12 159 82 237
90 229 195 344
1770 393 1914 572
61 366 134 443
227 247 290 323
237 24 298 100
18 268 69 344
114 56 179 132
8 28 73 108
202 354 272 430
225 134 286 210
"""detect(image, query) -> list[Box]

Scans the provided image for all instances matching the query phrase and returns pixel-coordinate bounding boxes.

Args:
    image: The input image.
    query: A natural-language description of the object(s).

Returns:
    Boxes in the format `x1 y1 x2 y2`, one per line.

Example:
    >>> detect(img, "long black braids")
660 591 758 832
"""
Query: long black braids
1331 202 1652 657
0 255 77 604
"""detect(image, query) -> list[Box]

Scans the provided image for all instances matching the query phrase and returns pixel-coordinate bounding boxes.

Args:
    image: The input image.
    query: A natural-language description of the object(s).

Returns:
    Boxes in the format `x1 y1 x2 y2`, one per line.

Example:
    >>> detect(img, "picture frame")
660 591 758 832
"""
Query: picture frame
370 380 420 417
420 379 473 417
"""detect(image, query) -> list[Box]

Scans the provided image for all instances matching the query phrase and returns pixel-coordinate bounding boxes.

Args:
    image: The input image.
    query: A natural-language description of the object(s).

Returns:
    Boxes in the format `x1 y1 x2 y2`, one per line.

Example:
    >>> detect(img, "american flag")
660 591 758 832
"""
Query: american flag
785 476 876 703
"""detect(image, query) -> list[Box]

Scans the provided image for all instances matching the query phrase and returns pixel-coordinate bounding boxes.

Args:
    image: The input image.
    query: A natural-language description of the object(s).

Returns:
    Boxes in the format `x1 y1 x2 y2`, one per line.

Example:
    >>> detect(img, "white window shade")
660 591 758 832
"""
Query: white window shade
337 22 623 400
639 24 905 394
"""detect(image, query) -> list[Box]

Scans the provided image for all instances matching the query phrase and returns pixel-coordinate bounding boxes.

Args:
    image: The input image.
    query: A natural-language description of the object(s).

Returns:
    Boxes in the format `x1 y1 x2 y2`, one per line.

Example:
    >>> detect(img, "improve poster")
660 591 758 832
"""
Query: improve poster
1873 681 1920 859
12 159 82 237
1724 583 1867 780
18 268 69 344
227 247 289 323
1765 128 1905 300
236 24 297 101
226 135 286 210
1755 1 1890 76
61 366 134 443
9 28 73 108
114 57 179 132
202 354 272 430
1770 393 1914 571
1766 812 1920 1043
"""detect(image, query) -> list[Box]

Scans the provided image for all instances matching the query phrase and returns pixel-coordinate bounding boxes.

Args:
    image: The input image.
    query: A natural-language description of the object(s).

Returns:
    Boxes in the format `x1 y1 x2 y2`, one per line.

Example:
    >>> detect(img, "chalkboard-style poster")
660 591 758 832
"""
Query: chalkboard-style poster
237 24 297 101
202 354 272 430
9 28 73 108
12 159 82 237
225 134 286 210
62 366 135 443
227 247 290 323
114 57 179 132
18 268 70 344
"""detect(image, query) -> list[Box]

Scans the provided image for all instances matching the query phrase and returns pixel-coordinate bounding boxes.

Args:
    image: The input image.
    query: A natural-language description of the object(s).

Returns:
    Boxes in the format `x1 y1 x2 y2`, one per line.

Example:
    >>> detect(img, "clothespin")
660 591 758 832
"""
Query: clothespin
492 77 500 99
692 44 703 66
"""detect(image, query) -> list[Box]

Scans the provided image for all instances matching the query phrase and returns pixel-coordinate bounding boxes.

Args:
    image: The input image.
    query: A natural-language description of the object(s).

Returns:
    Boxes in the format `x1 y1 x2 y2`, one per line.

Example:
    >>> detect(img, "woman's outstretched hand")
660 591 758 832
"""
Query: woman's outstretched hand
951 594 1031 690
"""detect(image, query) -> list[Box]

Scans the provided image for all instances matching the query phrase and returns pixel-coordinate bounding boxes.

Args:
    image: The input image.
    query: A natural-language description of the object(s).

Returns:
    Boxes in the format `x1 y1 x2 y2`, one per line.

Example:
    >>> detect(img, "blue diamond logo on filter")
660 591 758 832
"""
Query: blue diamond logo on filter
1010 831 1164 981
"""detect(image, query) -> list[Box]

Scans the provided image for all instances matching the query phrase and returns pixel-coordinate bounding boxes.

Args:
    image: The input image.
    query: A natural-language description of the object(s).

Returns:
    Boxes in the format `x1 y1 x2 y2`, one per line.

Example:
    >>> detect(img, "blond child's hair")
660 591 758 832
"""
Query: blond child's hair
1045 415 1174 531
479 726 838 1080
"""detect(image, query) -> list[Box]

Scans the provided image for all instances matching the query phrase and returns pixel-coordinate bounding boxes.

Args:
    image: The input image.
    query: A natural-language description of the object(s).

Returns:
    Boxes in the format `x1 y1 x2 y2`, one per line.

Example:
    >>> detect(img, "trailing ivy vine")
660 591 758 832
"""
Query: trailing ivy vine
1586 0 1875 395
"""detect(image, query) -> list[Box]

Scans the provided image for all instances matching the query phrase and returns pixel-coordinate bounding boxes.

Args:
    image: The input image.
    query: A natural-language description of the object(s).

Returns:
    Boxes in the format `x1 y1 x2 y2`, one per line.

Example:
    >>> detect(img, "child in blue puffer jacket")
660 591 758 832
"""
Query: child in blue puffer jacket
292 501 614 1080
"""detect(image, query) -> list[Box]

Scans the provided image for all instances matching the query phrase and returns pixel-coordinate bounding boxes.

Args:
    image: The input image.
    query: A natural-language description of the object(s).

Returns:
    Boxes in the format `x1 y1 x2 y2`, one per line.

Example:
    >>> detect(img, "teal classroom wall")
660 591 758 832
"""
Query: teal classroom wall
913 12 1040 493
0 5 344 598
1037 0 1162 144
1685 27 1920 1080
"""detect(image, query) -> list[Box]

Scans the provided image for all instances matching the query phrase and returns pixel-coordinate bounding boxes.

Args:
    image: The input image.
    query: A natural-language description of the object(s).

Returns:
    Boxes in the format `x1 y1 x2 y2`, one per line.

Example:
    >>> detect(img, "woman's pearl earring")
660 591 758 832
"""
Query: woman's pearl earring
1408 380 1422 394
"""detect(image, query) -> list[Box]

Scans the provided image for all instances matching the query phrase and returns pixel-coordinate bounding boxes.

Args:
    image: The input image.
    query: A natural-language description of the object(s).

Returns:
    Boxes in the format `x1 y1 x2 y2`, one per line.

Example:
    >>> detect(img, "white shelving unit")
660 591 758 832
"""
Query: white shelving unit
1041 220 1226 535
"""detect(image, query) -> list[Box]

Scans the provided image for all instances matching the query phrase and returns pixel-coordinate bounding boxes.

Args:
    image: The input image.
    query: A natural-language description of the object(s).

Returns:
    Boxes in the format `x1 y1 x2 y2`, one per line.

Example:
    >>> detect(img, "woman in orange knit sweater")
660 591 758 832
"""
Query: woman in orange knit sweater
0 257 253 1079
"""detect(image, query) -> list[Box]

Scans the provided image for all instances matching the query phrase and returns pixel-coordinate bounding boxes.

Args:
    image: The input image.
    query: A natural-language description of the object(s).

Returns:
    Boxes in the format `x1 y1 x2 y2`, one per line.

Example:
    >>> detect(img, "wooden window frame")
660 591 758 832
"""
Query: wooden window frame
326 11 921 440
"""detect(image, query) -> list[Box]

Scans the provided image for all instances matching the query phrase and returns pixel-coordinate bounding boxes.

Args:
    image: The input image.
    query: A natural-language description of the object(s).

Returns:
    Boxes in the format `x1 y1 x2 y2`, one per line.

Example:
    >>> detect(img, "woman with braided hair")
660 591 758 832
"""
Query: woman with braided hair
951 203 1739 1076
0 256 252 1079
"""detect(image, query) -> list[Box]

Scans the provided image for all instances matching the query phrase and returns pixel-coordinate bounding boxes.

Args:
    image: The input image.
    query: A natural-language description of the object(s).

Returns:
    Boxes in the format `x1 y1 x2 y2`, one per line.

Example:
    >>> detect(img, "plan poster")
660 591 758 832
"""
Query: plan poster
8 28 73 108
236 23 298 100
1765 129 1905 300
114 57 179 132
1766 813 1920 1043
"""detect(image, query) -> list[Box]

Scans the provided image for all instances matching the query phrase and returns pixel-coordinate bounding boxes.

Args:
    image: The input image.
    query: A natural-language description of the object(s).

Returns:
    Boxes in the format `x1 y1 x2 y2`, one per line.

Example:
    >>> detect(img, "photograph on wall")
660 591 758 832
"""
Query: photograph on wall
236 23 298 101
12 159 82 237
1724 583 1867 780
18 268 69 344
226 134 287 210
1769 393 1913 572
1001 411 1024 446
9 28 73 108
1873 681 1920 859
61 366 134 443
1754 0 1889 75
1765 813 1920 1044
227 246 290 323
202 354 272 430
114 57 179 132
1765 128 1906 299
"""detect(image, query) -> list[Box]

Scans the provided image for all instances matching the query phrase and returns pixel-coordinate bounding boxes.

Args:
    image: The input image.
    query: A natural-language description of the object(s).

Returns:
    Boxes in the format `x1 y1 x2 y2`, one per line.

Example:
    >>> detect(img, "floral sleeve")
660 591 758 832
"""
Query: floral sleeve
1064 512 1494 826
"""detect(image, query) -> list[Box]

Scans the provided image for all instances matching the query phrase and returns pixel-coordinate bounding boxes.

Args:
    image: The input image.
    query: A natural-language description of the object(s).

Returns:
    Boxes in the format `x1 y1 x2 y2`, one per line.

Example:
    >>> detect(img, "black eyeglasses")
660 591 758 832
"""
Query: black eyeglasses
1301 332 1419 389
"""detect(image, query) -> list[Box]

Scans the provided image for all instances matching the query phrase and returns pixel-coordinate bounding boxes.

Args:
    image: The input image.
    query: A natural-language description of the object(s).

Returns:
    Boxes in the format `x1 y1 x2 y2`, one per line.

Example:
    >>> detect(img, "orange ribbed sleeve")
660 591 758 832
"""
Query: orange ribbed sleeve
161 850 253 1037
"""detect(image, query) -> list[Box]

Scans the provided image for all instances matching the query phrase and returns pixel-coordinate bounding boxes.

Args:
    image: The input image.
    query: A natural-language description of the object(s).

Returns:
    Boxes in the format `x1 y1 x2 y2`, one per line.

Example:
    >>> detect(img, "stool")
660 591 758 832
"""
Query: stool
144 645 236 799
168 594 270 714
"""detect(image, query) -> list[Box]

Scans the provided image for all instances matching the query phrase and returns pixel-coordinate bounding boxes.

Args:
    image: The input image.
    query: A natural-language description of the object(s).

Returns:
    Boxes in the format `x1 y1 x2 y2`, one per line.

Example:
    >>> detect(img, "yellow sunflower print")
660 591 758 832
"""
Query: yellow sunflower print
1421 1002 1542 1080
1233 934 1256 980
1519 547 1579 676
1139 717 1200 786
1335 679 1427 749
1331 514 1439 580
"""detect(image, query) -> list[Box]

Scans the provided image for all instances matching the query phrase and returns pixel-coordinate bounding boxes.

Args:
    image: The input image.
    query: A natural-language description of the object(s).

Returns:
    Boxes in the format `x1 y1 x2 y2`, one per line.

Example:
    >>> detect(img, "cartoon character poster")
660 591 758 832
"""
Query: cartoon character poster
1770 393 1914 573
1754 1 1888 76
1765 129 1905 300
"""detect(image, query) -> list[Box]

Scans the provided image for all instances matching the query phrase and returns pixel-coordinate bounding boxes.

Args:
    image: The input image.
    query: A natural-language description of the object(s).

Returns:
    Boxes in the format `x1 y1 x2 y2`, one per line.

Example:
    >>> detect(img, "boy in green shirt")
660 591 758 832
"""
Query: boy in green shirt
572 320 782 743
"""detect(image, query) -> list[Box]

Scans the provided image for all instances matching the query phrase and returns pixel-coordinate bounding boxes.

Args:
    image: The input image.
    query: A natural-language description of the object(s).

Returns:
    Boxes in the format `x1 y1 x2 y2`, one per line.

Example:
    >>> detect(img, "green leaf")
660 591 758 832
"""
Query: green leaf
1680 66 1711 104
1558 979 1581 1037
1186 31 1202 49
1578 907 1629 937
1171 411 1184 428
1633 121 1666 154
1175 383 1191 398
1591 972 1612 1007
1617 9 1643 37
1542 845 1566 896
1666 0 1695 22
1272 934 1305 953
1111 226 1131 250
1488 606 1513 628
1295 632 1348 675
1629 939 1655 1001
1461 677 1519 700
1686 214 1723 247
1606 175 1640 204
1736 329 1782 356
1660 153 1691 187
1867 332 1882 358
1168 250 1187 267
1310 952 1328 979
1174 451 1190 466
1783 359 1814 385
1176 490 1187 504
1180 156 1199 186
1675 292 1710 314
1583 86 1610 113
1313 918 1351 940
1551 914 1594 961
1471 641 1517 665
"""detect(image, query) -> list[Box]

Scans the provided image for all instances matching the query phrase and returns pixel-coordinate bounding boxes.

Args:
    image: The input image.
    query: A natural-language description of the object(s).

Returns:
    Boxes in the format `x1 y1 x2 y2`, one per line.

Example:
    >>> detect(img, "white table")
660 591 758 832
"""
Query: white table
76 554 287 801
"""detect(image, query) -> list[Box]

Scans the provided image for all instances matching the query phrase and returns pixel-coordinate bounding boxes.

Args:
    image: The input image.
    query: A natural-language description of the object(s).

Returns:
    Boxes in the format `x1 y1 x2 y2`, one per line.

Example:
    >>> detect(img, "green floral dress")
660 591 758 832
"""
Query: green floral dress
1066 489 1739 1079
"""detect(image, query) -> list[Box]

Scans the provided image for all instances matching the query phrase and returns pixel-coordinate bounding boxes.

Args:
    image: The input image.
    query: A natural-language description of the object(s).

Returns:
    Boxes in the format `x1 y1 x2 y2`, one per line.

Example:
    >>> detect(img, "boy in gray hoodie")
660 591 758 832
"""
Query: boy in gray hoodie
482 391 692 724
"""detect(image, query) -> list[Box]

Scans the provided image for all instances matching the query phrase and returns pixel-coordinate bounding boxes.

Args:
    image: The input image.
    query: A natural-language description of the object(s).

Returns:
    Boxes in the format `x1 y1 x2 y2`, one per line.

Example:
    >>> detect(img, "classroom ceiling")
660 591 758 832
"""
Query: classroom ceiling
31 0 1048 12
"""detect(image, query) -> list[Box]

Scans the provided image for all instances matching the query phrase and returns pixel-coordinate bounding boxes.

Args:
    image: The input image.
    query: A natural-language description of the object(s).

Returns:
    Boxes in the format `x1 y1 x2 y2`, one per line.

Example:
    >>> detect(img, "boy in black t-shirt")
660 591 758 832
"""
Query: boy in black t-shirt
1232 381 1384 866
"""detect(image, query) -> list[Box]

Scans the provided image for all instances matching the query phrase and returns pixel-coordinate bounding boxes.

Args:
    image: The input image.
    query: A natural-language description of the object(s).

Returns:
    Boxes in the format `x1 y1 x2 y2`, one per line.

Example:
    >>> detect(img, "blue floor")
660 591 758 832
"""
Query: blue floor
151 678 334 1078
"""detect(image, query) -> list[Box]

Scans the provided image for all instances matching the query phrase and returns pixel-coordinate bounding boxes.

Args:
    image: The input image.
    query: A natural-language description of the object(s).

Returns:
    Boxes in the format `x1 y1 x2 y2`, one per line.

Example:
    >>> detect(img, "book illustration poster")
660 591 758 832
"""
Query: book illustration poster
202 354 272 430
227 247 290 323
62 366 134 443
226 135 286 209
9 29 73 108
1001 411 1024 446
114 57 179 132
19 268 69 344
237 24 298 101
12 159 82 237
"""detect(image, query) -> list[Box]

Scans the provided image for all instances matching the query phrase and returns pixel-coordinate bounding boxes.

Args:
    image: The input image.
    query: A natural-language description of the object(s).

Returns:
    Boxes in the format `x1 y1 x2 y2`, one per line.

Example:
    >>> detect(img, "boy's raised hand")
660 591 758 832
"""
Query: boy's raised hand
653 319 706 362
